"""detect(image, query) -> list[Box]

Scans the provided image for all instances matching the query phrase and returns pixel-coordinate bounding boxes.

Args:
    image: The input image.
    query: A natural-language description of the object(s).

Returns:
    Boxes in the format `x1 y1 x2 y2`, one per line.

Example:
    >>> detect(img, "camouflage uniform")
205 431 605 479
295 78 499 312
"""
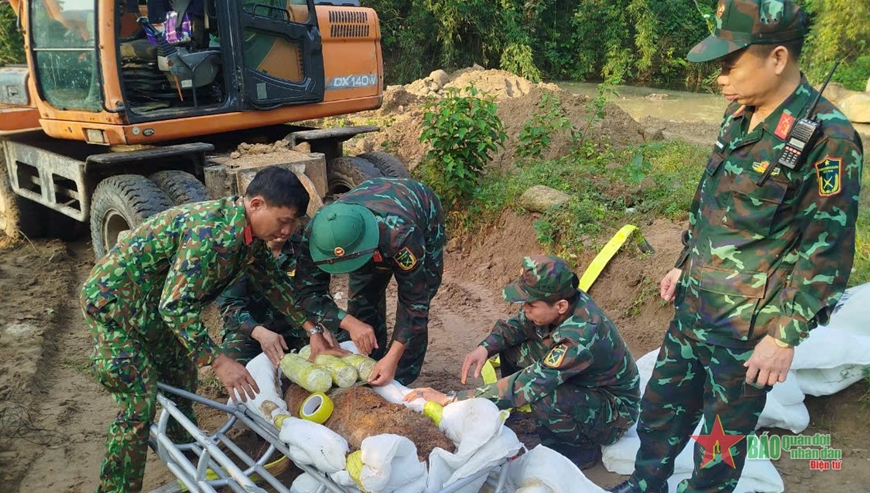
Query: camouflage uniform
296 178 445 385
216 234 311 364
81 197 308 493
623 2 864 492
458 256 640 450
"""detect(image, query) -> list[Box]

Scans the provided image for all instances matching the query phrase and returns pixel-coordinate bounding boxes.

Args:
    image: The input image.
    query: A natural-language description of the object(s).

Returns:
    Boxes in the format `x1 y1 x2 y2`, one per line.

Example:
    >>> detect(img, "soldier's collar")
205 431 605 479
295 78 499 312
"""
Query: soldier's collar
758 74 814 142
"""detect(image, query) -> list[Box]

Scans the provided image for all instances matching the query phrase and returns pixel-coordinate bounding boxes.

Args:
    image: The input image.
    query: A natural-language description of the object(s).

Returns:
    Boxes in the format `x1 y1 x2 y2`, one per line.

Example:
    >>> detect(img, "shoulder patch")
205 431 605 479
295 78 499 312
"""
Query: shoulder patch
774 112 795 140
814 157 842 197
544 344 569 368
394 246 418 271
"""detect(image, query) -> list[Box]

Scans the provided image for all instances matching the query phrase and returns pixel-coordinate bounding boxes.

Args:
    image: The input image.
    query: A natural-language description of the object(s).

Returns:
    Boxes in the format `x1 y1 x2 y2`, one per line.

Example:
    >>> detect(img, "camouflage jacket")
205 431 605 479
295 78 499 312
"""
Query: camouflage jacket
215 234 305 337
674 75 863 348
81 197 308 366
457 291 640 429
295 178 444 346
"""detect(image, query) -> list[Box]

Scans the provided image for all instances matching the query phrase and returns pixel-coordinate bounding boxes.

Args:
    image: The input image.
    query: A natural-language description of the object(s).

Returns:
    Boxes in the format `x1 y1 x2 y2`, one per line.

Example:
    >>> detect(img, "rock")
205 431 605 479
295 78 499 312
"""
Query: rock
230 151 241 159
866 76 870 93
839 93 870 123
519 185 571 213
643 127 665 141
820 82 851 105
405 78 439 97
386 84 405 92
429 69 450 89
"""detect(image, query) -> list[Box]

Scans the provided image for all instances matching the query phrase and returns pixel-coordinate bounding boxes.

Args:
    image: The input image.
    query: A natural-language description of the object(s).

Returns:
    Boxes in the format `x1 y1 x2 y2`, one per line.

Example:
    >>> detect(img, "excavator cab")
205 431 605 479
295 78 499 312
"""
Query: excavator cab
29 0 325 121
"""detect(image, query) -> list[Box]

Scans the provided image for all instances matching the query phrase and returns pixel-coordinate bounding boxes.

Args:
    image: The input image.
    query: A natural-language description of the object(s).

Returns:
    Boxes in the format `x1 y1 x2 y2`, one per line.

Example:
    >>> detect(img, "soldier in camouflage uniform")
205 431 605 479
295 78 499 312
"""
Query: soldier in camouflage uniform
295 177 445 386
408 255 640 470
610 1 863 492
216 234 347 367
81 167 316 493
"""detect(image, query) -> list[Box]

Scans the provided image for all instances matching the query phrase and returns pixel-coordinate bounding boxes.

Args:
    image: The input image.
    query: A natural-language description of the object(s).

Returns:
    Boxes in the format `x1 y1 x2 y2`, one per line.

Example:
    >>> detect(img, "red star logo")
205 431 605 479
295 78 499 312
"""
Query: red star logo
691 415 745 468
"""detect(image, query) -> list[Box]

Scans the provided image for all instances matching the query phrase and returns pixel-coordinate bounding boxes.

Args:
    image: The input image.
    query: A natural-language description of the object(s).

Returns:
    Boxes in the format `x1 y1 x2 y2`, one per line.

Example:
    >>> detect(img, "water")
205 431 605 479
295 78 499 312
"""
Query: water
556 81 729 125
557 81 870 137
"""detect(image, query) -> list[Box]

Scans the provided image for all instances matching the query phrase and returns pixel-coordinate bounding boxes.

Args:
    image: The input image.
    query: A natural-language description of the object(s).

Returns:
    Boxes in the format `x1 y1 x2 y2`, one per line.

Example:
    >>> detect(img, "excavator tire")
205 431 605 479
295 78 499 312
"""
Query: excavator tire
90 175 174 258
357 152 411 179
326 156 382 200
150 170 211 205
0 144 46 240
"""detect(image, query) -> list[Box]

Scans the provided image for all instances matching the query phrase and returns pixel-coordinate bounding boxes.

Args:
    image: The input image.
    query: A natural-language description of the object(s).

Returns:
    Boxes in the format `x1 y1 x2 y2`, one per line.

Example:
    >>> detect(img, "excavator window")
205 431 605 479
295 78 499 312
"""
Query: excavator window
30 0 101 112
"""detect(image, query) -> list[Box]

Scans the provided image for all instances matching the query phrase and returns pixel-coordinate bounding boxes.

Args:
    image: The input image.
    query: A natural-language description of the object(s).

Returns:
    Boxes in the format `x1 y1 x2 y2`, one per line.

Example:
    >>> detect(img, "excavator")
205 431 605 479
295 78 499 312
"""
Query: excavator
0 0 408 256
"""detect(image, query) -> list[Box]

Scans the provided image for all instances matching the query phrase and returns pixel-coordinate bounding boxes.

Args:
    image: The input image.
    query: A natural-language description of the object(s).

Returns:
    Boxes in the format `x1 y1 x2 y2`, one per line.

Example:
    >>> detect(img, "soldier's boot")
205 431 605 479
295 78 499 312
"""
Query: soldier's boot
536 426 601 470
608 480 668 493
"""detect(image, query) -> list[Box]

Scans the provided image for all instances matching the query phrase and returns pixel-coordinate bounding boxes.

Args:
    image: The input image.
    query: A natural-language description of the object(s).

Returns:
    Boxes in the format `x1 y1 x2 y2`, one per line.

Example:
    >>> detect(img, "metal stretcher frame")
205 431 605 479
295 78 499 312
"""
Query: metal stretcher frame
148 382 513 493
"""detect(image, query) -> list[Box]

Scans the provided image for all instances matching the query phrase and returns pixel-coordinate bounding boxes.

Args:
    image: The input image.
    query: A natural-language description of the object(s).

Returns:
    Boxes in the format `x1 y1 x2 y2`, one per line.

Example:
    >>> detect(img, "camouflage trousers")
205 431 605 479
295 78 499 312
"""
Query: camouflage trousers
500 340 627 448
348 245 444 386
85 312 197 493
629 327 770 493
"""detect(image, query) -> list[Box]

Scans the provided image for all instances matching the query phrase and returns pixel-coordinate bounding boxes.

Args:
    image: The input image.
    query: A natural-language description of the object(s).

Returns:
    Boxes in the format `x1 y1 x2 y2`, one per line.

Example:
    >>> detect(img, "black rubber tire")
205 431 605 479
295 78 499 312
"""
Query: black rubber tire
0 145 46 240
149 170 210 205
357 152 411 178
326 156 382 199
90 175 174 259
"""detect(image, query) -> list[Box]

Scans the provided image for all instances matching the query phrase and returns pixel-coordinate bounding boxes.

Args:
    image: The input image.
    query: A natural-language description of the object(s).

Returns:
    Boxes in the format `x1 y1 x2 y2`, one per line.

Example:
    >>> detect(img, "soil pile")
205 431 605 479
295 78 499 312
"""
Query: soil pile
347 67 646 172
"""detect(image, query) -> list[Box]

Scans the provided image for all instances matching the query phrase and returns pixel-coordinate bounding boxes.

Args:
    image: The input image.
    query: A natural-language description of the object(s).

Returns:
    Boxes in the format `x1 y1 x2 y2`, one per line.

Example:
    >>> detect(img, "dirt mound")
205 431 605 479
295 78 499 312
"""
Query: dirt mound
347 67 646 173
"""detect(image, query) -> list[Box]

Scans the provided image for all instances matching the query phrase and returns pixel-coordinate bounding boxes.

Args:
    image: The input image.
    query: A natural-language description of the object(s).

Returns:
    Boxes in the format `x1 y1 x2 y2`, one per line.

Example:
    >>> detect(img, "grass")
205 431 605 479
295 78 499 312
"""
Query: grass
447 138 710 266
850 156 870 287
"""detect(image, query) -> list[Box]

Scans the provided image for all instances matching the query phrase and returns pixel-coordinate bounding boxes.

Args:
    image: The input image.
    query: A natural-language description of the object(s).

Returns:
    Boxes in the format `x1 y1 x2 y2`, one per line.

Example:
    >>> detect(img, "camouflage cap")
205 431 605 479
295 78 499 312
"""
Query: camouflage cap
687 0 807 63
309 202 379 274
503 255 578 303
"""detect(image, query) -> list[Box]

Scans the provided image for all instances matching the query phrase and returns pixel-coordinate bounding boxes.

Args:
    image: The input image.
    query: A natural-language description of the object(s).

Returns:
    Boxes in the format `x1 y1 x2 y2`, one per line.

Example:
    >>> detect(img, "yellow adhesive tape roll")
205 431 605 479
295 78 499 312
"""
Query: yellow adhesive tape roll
299 392 334 424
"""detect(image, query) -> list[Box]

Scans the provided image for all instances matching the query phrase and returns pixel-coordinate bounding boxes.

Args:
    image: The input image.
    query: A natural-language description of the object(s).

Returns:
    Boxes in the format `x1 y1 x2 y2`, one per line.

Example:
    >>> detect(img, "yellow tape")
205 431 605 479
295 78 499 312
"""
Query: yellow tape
578 224 651 292
299 392 334 424
481 360 531 413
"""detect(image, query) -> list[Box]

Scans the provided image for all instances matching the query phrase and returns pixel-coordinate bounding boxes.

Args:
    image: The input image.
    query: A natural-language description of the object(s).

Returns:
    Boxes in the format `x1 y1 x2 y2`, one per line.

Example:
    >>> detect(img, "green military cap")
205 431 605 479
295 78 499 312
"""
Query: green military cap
687 0 807 63
503 255 578 303
309 202 379 274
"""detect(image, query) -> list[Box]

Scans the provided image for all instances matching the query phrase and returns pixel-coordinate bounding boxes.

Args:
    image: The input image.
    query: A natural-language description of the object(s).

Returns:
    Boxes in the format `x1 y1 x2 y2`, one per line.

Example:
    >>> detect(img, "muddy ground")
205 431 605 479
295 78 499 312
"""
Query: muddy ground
1 69 869 492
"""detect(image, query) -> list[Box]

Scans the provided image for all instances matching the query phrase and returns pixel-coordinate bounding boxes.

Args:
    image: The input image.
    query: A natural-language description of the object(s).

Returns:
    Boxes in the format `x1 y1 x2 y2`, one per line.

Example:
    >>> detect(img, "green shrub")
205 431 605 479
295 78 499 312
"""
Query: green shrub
418 85 507 209
517 93 570 160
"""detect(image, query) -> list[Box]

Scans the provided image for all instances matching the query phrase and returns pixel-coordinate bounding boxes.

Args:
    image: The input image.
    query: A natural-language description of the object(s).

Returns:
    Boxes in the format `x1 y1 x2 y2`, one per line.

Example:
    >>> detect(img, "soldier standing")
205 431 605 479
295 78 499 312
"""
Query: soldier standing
295 177 445 386
408 255 640 470
610 1 863 492
81 167 316 493
216 234 347 367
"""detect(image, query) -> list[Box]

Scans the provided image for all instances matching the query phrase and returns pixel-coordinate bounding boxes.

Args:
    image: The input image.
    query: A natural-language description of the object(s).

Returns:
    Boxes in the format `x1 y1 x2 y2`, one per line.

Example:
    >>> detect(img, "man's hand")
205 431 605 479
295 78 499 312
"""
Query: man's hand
308 331 351 361
744 335 795 386
368 356 398 386
251 325 288 367
460 346 488 385
660 268 683 303
212 353 260 403
340 315 378 356
403 387 449 406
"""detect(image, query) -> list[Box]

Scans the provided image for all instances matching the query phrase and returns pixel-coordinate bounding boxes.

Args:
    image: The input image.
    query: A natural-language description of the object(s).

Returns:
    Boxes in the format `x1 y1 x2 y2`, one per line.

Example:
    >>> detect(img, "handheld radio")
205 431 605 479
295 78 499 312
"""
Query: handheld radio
756 60 841 186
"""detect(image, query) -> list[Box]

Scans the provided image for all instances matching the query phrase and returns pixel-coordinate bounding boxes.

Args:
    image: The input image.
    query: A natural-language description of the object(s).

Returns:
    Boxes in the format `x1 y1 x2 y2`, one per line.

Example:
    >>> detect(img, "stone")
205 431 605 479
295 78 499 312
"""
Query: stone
819 82 851 105
839 93 870 124
866 76 870 93
519 185 572 213
429 69 450 89
446 237 461 253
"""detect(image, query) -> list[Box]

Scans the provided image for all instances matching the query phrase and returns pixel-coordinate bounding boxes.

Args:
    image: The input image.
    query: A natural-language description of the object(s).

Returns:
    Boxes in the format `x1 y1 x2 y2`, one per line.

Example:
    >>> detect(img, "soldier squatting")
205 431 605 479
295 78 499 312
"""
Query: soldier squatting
81 0 862 491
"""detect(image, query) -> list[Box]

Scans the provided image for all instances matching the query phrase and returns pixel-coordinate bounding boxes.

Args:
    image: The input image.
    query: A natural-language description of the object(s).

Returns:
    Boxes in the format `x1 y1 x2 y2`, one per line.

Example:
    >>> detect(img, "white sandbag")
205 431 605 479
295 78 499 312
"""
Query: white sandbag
279 416 349 473
757 374 808 433
290 473 323 493
329 470 363 492
358 434 427 493
506 445 606 493
238 353 288 422
426 399 521 492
